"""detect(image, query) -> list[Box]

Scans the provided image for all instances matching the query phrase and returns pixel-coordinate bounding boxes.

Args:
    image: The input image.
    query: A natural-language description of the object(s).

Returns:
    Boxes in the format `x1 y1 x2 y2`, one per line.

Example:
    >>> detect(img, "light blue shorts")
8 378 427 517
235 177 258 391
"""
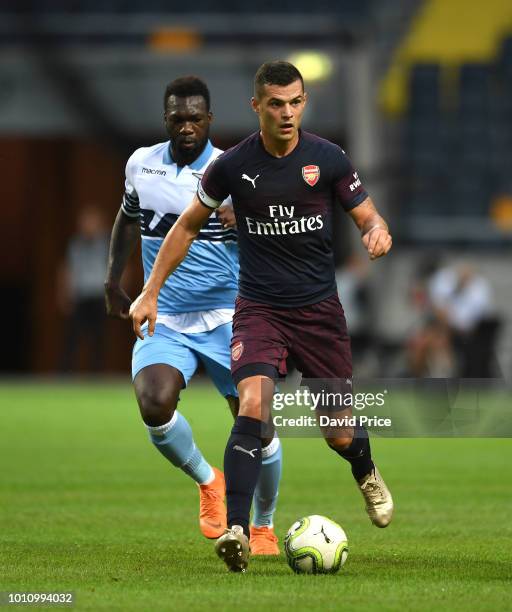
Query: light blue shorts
132 322 237 397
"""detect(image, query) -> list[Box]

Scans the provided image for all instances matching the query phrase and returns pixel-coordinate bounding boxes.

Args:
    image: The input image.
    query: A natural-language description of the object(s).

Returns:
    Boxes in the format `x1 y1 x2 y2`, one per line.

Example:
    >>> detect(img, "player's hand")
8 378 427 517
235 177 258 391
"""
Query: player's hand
216 204 236 229
129 289 158 340
361 227 392 260
104 283 132 320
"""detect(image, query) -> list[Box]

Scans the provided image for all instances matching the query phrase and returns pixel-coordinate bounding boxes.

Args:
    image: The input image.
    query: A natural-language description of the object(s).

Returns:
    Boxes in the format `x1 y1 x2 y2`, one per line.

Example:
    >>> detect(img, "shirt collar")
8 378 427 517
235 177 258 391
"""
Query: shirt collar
163 140 214 170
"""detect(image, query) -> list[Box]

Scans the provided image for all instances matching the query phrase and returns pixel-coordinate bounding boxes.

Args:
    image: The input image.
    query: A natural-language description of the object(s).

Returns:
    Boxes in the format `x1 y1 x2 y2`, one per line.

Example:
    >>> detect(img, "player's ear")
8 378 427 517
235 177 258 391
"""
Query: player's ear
251 97 260 115
303 91 308 106
207 111 213 124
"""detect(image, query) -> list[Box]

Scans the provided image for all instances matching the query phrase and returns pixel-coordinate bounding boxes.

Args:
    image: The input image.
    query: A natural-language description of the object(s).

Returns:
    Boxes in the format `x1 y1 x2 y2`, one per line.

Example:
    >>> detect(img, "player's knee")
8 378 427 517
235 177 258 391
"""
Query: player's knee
136 386 178 427
325 435 354 452
239 395 263 420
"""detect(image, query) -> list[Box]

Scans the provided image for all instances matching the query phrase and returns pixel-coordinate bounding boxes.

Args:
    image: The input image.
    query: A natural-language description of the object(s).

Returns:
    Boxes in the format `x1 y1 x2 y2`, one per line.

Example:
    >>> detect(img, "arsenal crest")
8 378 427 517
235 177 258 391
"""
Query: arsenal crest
231 341 244 362
302 165 320 187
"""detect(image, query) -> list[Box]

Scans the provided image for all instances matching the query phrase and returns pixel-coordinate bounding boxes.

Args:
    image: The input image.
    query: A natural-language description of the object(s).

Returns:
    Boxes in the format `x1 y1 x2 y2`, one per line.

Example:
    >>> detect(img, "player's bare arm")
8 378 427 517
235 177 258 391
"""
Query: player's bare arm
348 196 392 260
105 209 140 319
129 195 212 339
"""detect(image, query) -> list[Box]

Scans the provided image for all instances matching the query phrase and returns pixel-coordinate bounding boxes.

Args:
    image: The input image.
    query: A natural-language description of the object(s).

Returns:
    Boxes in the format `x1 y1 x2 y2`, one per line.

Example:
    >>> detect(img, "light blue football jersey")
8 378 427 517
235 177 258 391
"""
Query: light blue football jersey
121 140 238 314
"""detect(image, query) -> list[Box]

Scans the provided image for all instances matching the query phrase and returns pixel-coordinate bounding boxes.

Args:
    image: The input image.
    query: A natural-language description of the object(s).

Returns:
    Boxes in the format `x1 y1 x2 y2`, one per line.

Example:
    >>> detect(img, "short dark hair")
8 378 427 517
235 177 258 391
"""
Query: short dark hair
254 61 304 98
164 76 211 111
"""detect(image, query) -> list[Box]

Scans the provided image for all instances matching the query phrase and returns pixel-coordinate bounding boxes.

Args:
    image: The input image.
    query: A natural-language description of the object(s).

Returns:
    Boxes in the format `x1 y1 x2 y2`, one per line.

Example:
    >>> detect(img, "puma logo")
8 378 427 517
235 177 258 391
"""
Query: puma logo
233 445 258 458
242 173 259 189
314 525 333 544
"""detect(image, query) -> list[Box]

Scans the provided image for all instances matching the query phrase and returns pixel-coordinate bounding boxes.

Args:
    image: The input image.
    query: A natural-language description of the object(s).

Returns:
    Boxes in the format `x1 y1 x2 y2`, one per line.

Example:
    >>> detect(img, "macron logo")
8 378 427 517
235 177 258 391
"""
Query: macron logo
242 173 259 189
142 167 166 176
233 445 258 458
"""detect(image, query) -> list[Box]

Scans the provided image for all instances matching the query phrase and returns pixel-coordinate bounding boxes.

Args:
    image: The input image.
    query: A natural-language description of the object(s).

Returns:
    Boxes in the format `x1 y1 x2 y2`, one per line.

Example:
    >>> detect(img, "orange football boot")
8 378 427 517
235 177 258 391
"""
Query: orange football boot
198 467 227 539
249 525 280 555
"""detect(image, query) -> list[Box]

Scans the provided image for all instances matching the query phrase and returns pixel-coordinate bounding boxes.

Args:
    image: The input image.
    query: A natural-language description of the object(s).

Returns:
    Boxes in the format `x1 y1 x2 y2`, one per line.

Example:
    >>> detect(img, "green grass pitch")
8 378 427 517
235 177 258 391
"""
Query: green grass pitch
1 382 511 611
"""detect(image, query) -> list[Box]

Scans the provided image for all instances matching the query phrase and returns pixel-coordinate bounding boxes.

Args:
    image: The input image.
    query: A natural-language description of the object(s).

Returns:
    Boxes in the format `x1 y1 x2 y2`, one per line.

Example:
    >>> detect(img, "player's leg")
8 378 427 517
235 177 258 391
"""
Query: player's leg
212 297 290 571
322 412 393 528
226 396 281 555
196 322 282 554
134 363 216 482
292 294 393 527
132 324 226 538
216 374 275 571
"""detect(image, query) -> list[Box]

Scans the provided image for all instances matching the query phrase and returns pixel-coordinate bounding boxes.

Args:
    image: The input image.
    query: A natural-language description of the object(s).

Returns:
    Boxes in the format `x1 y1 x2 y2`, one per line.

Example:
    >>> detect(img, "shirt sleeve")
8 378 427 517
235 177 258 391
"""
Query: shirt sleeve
332 146 368 212
121 153 140 218
197 154 231 210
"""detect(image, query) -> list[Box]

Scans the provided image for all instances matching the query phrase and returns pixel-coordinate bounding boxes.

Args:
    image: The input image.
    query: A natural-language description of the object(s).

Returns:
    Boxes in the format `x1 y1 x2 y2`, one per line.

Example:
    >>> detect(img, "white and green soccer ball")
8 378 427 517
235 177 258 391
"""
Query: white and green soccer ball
284 515 349 574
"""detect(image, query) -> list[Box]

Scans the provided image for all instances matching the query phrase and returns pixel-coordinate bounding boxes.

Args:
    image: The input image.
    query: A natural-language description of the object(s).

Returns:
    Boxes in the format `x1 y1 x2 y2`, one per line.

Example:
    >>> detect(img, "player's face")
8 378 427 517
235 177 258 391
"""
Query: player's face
164 95 212 163
252 80 306 145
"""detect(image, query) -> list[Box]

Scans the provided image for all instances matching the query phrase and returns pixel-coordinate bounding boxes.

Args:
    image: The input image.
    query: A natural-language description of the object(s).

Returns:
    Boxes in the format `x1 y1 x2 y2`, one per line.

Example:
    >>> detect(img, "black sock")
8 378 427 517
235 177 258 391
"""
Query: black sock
224 416 263 537
332 424 374 481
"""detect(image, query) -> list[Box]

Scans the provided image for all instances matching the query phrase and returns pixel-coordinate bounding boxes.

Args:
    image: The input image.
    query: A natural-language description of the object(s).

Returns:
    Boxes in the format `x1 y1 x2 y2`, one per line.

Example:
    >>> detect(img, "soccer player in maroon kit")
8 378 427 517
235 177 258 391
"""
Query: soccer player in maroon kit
130 61 394 572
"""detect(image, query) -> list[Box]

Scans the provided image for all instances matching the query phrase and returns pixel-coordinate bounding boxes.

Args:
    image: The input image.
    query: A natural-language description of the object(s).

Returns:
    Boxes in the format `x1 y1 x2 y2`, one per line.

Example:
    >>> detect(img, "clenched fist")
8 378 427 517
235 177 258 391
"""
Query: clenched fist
361 226 392 260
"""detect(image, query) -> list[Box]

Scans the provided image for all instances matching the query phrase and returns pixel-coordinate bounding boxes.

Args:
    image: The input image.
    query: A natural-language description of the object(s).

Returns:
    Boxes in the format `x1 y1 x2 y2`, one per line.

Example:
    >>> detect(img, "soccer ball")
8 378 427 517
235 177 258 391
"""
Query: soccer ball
284 515 348 574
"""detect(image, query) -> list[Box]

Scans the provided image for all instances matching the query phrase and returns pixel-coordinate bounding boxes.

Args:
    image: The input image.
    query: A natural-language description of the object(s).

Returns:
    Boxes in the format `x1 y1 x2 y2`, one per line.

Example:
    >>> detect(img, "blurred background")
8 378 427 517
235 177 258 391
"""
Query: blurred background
1 0 511 379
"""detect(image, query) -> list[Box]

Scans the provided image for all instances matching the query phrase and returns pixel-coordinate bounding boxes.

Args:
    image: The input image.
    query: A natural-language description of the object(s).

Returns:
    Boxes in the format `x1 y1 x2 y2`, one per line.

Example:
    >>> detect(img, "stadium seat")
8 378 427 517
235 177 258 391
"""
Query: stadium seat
457 63 492 117
409 63 442 117
497 35 512 80
402 41 512 228
449 170 491 216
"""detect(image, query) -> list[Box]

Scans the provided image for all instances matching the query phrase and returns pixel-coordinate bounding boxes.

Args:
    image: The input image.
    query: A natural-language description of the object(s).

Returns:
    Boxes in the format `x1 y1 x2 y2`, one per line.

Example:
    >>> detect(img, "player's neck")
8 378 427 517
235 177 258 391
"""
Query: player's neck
259 131 300 158
170 141 207 168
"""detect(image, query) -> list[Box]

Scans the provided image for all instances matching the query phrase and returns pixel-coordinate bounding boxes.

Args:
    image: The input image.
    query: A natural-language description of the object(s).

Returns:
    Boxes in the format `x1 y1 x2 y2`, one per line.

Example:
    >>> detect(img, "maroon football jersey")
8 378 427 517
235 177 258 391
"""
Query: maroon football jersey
198 130 368 307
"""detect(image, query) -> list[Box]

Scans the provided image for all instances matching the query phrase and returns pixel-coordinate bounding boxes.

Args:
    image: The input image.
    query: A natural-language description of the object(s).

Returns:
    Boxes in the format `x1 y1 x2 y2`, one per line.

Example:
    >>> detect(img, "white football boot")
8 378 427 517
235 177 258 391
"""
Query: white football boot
358 466 394 528
215 525 250 572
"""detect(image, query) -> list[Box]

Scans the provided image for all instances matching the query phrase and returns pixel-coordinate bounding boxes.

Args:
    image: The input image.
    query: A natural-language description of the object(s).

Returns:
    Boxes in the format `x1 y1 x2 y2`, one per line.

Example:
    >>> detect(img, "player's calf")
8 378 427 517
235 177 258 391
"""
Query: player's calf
224 415 263 536
135 366 221 536
326 424 394 528
250 435 282 554
326 424 374 481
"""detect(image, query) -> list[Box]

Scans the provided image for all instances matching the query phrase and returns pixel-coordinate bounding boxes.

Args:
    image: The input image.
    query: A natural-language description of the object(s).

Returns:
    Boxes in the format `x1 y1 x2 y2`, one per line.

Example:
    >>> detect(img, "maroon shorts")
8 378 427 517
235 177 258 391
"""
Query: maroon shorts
230 293 352 386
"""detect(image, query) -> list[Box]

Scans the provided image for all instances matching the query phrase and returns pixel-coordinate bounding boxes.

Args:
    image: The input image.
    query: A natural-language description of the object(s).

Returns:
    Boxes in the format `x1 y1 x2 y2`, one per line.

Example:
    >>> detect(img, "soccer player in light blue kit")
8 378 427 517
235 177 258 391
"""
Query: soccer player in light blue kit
105 76 281 553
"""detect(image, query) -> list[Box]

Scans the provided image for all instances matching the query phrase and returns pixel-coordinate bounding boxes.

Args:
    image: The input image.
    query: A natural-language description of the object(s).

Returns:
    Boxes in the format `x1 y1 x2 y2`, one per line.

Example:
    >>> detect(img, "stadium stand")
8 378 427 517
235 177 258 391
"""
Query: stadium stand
378 0 512 235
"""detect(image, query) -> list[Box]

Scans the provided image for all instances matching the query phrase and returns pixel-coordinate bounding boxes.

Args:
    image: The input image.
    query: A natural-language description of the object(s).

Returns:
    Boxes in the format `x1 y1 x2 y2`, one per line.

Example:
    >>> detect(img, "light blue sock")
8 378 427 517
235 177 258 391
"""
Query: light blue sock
252 436 282 528
146 411 214 485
